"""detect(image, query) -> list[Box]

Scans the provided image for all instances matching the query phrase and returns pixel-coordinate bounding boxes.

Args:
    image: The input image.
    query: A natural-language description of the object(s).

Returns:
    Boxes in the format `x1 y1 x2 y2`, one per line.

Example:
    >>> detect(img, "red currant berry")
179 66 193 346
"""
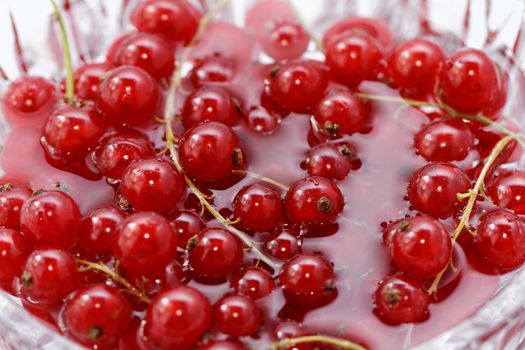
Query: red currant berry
259 20 309 60
112 32 175 80
168 209 205 248
475 209 525 270
66 62 111 101
63 284 132 346
179 121 245 182
213 294 262 337
20 190 81 249
269 60 327 113
390 216 452 278
414 119 474 162
131 0 201 44
407 162 470 218
488 170 525 214
284 177 344 224
438 49 501 114
323 17 393 48
114 212 178 276
197 340 247 350
261 82 290 118
42 106 106 160
188 55 236 87
98 66 159 126
325 32 384 87
21 249 78 304
264 228 301 260
273 321 313 350
188 228 243 277
231 266 275 300
387 38 445 96
2 76 57 118
106 33 134 63
93 129 154 179
233 183 282 232
312 88 371 138
0 184 32 229
182 86 239 128
0 228 31 282
305 142 355 180
120 158 184 214
374 275 430 325
78 206 125 255
144 285 212 349
244 106 282 135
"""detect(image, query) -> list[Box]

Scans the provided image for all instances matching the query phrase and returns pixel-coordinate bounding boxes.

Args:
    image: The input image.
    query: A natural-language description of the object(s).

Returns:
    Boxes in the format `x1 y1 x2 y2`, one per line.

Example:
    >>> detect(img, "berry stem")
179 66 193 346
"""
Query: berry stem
428 135 514 295
232 170 289 191
50 0 75 104
75 258 152 304
272 335 367 350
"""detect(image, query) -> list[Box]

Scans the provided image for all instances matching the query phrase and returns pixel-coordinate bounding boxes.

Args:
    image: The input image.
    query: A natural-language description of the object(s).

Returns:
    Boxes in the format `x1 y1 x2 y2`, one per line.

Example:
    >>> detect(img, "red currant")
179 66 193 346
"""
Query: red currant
179 121 245 182
168 209 205 248
231 266 275 300
114 211 178 276
213 294 262 337
182 86 239 128
2 76 57 118
284 177 344 223
188 55 236 87
244 106 282 135
233 183 282 232
0 184 32 229
20 190 81 249
269 60 327 113
323 17 393 48
259 20 309 60
475 209 525 270
106 33 133 63
98 66 159 126
414 119 474 162
120 157 184 214
325 32 384 87
188 228 244 277
305 142 356 180
407 162 470 218
488 170 525 214
387 38 445 96
63 284 132 346
21 249 78 304
264 228 301 260
78 206 125 256
144 285 212 349
197 340 247 350
374 275 430 325
0 228 31 282
273 321 313 350
66 62 111 101
438 49 501 114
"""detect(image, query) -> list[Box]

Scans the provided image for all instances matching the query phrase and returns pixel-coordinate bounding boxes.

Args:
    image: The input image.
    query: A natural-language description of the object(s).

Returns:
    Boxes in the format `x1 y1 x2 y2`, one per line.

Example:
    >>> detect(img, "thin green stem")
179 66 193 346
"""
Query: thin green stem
272 335 367 350
232 170 289 191
50 0 74 104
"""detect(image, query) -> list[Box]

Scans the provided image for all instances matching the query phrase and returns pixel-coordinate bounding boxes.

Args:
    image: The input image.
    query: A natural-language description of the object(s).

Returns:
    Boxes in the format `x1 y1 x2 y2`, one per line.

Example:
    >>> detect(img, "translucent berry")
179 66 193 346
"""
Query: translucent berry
264 228 301 260
188 55 236 87
323 17 393 48
0 184 32 229
231 266 275 300
78 206 125 255
233 183 282 232
259 20 309 60
2 76 57 118
274 321 313 350
182 86 239 128
488 170 525 214
168 209 205 248
67 62 111 101
305 142 356 180
244 106 282 134
213 294 262 337
0 228 31 282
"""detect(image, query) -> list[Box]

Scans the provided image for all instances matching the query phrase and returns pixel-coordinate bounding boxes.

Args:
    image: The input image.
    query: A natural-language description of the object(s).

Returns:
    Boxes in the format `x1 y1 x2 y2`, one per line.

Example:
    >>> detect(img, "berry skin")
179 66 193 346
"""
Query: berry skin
21 249 78 304
114 212 178 276
42 106 106 160
264 228 301 260
273 321 313 350
188 228 244 277
78 206 125 256
305 142 355 180
322 17 393 48
98 66 159 126
313 88 371 138
197 340 247 350
284 177 344 224
387 38 445 96
179 121 245 182
407 162 470 218
438 49 501 114
270 60 327 113
0 184 32 229
130 0 201 44
259 20 309 60
112 32 175 80
475 209 525 270
188 55 236 87
325 32 384 87
233 183 282 232
144 285 212 350
213 294 262 337
182 86 239 128
390 216 452 278
20 190 81 249
244 106 282 135
63 284 132 346
231 266 275 300
66 62 111 101
168 209 205 248
488 170 525 214
414 119 474 162
120 158 184 214
2 76 57 117
374 275 430 325
93 129 154 179
0 228 31 282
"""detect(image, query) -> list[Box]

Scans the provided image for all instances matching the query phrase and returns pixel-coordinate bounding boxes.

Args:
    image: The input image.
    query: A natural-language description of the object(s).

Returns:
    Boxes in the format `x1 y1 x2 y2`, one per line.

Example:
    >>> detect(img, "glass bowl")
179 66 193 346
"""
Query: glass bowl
1 0 525 349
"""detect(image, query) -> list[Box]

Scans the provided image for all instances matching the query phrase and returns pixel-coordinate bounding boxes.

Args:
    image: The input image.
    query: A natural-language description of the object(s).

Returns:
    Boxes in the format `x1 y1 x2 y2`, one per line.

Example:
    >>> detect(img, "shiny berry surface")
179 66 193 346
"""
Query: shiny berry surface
182 86 239 128
0 228 31 282
233 183 282 232
488 170 525 214
259 20 309 60
0 184 31 229
2 76 57 117
213 294 262 337
78 206 125 255
188 55 236 87
231 266 275 300
305 142 355 180
68 62 111 101
322 16 393 48
264 228 301 260
168 209 205 248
